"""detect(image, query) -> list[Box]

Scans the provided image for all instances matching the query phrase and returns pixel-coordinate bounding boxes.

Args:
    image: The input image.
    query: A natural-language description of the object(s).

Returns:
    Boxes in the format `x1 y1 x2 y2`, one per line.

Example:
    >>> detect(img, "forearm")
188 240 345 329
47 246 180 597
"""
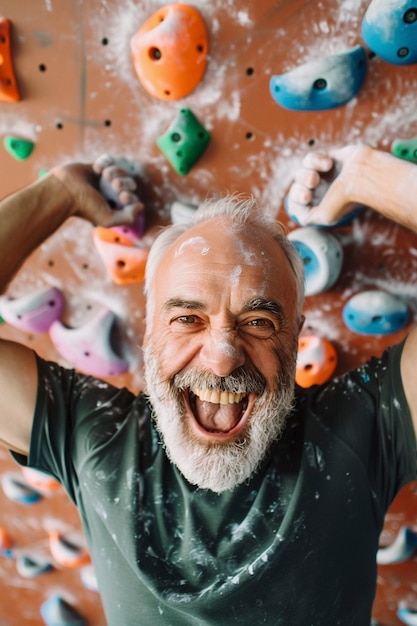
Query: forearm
0 172 74 292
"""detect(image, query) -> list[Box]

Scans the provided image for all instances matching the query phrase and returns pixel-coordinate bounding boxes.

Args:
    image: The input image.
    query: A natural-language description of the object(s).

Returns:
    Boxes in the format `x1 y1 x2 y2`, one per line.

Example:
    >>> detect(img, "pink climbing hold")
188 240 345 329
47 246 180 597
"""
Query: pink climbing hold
0 286 64 333
49 308 129 377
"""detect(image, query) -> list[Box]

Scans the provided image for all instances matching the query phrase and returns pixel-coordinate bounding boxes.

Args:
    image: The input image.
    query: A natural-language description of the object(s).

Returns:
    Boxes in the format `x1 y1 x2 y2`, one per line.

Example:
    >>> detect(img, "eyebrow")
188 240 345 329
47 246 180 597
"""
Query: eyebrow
163 297 285 321
163 298 207 312
242 298 286 322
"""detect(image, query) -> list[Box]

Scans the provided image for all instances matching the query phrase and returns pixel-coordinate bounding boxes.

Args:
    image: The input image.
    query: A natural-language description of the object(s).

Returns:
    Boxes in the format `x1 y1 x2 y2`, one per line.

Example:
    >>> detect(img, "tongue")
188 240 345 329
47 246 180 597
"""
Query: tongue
195 398 243 433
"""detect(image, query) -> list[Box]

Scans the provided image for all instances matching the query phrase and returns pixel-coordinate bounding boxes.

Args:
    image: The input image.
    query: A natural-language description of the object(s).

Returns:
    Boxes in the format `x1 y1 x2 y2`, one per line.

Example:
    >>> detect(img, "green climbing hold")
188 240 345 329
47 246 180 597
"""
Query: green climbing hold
3 136 34 160
391 137 417 164
157 108 210 176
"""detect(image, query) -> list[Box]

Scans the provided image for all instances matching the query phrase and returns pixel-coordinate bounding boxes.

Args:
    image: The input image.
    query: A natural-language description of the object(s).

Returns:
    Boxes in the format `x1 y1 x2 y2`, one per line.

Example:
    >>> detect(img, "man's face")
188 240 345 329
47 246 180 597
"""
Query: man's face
143 217 301 492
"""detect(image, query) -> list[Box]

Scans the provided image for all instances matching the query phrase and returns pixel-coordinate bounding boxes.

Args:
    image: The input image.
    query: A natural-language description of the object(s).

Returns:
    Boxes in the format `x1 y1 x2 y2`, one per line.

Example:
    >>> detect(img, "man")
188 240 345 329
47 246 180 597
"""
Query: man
0 145 416 625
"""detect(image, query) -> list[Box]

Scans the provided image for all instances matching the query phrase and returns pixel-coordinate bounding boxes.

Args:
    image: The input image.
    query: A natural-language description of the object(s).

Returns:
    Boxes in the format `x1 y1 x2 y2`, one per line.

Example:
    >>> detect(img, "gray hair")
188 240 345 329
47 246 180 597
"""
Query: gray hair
144 194 305 322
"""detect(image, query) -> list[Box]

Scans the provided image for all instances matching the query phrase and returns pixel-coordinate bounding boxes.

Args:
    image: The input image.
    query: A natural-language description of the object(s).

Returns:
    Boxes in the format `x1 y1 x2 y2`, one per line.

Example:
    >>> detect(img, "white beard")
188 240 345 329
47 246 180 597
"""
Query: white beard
143 345 296 493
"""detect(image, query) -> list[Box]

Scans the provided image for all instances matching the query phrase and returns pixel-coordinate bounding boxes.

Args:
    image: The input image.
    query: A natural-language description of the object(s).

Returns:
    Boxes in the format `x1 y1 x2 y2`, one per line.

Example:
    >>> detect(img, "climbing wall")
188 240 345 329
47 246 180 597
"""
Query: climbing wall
0 0 417 624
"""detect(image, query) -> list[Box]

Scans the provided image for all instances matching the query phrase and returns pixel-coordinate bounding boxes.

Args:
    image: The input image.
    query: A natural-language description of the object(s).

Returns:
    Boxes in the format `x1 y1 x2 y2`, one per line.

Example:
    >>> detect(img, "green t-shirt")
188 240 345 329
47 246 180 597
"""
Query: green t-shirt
16 341 416 625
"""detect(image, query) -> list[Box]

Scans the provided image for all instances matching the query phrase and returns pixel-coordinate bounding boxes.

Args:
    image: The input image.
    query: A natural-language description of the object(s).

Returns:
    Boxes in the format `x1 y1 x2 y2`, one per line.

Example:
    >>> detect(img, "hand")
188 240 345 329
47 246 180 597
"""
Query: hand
51 154 144 228
287 145 369 226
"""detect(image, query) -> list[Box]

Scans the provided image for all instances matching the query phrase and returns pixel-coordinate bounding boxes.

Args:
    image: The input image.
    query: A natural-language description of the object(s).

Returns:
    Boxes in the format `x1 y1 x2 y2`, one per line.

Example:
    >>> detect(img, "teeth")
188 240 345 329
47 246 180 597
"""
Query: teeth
191 388 246 405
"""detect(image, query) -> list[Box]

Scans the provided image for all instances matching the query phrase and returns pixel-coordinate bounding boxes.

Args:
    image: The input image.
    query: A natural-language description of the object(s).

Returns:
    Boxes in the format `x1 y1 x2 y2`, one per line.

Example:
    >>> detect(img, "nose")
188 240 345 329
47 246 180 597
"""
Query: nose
199 329 245 377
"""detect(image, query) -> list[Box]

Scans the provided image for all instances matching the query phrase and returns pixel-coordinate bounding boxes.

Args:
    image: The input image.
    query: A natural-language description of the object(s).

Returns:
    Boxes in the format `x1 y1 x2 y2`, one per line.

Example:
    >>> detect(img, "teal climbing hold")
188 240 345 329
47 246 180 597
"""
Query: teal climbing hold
157 108 210 176
3 136 34 160
40 595 86 626
391 136 417 163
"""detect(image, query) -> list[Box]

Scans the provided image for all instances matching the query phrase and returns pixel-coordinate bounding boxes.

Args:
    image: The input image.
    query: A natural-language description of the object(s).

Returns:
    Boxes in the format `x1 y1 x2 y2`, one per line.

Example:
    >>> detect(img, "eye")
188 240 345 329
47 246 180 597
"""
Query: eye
174 315 198 324
170 314 205 332
241 317 277 338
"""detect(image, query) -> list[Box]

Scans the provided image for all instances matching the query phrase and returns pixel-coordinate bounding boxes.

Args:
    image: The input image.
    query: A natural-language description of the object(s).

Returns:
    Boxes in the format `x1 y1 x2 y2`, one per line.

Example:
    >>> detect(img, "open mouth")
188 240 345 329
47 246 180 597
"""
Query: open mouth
186 388 255 439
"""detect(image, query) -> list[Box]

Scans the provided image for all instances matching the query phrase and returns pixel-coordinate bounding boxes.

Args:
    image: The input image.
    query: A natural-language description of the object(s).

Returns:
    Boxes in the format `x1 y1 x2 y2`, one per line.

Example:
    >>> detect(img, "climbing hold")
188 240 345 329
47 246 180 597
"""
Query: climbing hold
157 108 210 175
49 308 129 377
130 3 208 101
48 531 90 568
343 290 409 335
80 564 99 591
0 286 64 333
270 45 367 111
377 527 417 565
391 136 417 163
111 213 145 243
0 18 20 102
21 467 61 493
1 472 42 505
398 604 417 626
0 526 14 557
93 228 149 285
40 595 86 626
288 227 343 296
296 336 337 388
170 200 198 225
362 0 417 65
3 136 34 160
16 554 53 578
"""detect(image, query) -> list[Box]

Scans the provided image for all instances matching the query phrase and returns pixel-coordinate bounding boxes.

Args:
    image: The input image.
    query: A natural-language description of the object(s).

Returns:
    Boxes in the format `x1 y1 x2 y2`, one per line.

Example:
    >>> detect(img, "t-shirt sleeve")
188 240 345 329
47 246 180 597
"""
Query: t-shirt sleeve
12 354 137 504
311 339 417 512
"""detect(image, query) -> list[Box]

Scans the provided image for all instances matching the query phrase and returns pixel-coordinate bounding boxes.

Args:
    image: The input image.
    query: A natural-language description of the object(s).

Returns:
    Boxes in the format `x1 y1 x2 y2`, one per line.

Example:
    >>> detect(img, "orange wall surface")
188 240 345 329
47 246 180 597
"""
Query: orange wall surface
0 1 417 624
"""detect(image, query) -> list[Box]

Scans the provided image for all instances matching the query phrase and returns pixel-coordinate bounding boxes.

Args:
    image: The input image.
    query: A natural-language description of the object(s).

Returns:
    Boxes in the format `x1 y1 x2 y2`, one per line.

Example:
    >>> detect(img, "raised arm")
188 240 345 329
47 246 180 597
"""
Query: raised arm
287 144 417 436
0 157 143 455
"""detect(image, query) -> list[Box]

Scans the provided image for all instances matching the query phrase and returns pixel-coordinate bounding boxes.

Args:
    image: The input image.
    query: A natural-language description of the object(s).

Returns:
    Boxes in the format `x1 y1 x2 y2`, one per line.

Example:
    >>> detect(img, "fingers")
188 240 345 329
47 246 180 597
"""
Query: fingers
288 152 335 205
92 153 115 175
288 182 314 205
94 154 141 218
106 201 144 227
287 151 340 226
302 152 334 173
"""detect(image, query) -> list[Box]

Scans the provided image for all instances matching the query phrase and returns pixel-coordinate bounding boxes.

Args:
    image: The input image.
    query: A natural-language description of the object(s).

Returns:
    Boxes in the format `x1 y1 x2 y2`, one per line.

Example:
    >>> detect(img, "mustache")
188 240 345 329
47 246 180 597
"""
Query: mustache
173 366 266 395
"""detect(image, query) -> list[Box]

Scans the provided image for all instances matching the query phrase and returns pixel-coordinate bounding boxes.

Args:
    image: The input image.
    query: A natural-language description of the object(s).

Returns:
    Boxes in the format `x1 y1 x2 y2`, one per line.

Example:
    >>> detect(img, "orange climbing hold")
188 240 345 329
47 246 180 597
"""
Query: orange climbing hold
49 530 91 568
0 526 13 553
130 3 208 101
296 335 337 388
94 226 135 248
0 18 20 102
94 227 149 285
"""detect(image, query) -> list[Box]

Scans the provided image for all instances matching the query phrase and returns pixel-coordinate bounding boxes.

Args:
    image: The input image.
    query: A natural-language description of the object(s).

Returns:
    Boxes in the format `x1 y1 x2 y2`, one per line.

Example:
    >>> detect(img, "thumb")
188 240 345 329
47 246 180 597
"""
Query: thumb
304 176 354 226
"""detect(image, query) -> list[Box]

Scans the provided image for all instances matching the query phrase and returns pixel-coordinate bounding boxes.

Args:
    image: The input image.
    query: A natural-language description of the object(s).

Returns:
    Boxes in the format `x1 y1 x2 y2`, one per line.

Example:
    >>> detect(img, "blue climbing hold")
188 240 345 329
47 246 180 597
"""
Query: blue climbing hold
362 0 417 65
1 472 42 505
40 595 86 626
269 45 367 111
288 227 343 296
343 290 409 335
377 526 417 565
